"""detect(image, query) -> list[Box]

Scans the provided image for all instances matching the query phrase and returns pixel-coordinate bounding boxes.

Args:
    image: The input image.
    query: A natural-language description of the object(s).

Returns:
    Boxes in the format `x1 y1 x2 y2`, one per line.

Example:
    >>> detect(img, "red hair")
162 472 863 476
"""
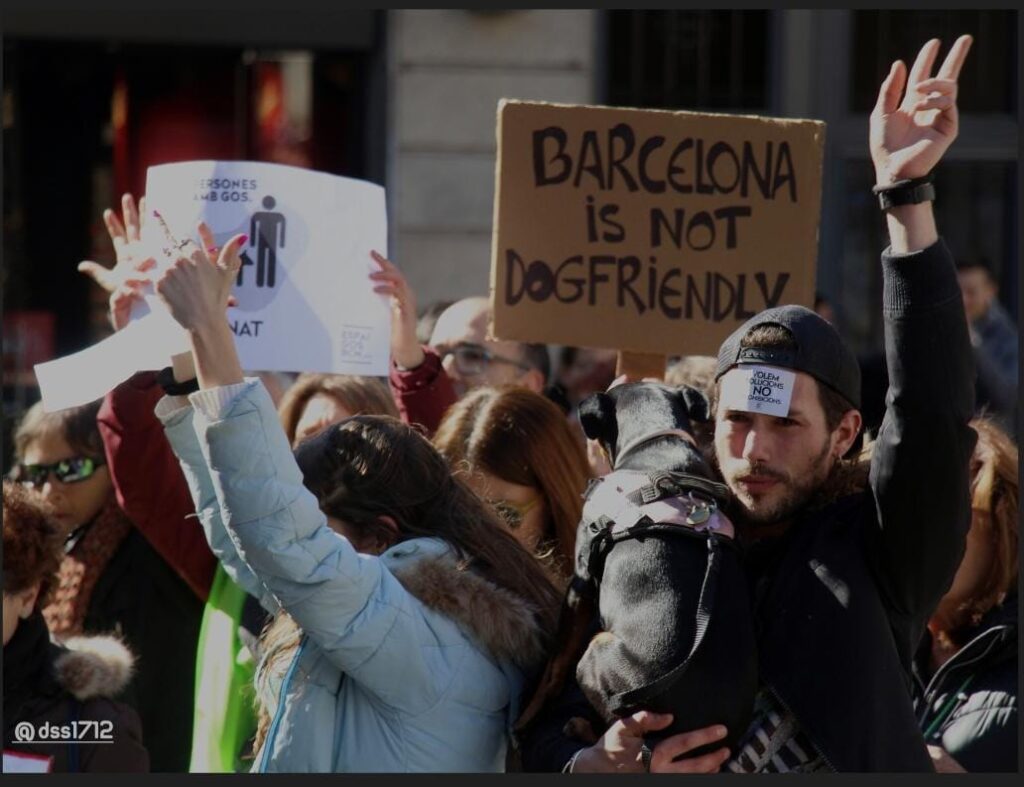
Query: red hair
434 386 592 580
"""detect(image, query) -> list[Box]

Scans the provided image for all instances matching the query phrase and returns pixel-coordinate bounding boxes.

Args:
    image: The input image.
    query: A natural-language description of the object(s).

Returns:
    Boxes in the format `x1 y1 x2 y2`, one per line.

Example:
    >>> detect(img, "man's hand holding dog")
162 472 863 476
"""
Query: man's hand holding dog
570 712 729 773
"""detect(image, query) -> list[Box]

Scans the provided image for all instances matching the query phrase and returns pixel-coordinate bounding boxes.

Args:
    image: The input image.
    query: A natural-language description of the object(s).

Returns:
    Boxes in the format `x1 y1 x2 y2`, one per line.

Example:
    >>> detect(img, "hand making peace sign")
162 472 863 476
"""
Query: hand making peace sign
870 35 972 185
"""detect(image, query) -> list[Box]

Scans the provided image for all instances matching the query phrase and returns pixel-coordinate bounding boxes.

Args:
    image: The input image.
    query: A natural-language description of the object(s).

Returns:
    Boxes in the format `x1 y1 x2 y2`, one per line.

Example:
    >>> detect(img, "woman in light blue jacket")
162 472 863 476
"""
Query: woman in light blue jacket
149 220 560 772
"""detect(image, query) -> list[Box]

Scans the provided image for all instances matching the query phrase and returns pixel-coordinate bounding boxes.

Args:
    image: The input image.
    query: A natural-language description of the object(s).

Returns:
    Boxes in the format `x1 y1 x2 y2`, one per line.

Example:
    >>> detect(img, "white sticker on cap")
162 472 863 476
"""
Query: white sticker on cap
720 365 796 417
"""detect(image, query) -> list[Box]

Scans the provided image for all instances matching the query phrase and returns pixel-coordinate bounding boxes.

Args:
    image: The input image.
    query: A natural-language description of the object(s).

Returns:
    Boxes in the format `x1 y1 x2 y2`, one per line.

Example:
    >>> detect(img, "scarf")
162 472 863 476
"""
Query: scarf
42 495 132 637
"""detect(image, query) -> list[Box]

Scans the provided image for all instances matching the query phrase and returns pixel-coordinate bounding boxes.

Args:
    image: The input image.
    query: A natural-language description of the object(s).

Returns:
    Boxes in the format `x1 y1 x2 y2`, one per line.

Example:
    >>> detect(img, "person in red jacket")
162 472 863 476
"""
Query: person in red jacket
97 371 216 601
370 252 549 436
80 193 217 601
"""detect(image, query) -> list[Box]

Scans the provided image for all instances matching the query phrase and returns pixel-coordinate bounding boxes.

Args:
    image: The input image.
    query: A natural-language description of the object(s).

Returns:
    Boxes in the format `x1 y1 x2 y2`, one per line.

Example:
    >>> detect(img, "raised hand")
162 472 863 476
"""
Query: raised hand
870 35 972 185
107 276 152 332
152 211 247 333
79 193 156 292
79 194 158 330
368 251 425 370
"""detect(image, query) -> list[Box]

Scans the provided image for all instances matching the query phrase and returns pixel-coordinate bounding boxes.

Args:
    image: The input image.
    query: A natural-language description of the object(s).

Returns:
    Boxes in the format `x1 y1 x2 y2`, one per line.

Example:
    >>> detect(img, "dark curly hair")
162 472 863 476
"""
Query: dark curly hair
3 480 64 606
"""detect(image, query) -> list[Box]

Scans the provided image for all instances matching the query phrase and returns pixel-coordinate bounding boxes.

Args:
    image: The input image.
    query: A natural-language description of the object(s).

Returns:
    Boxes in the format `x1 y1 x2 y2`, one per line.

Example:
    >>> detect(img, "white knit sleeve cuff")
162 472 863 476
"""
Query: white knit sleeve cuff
154 394 193 423
188 379 259 420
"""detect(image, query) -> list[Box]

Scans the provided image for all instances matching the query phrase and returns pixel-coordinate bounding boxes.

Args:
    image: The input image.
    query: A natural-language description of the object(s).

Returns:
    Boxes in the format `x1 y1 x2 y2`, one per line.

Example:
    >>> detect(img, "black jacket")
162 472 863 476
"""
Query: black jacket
3 611 149 772
83 527 204 772
520 239 977 773
914 593 1018 772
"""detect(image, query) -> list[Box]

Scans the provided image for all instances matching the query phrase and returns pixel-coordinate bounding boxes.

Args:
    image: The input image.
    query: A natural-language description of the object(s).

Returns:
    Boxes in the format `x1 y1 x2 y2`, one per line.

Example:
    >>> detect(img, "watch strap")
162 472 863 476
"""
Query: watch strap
156 366 200 396
872 174 936 210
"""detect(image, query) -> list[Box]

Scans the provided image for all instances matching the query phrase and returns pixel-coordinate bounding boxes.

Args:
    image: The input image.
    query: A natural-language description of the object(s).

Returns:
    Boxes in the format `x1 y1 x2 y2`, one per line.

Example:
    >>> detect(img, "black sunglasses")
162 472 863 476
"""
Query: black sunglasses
17 456 106 488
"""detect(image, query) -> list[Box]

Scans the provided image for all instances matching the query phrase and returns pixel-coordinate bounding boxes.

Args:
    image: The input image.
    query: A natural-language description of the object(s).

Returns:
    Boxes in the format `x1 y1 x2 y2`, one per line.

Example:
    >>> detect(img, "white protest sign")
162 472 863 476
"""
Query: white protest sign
3 750 53 773
144 161 390 375
35 307 191 412
719 364 796 417
35 162 390 411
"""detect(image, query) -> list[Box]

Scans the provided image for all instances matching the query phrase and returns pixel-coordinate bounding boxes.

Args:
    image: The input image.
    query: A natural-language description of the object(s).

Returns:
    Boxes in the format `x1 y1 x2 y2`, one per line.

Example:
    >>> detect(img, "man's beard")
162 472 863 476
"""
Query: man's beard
721 437 833 532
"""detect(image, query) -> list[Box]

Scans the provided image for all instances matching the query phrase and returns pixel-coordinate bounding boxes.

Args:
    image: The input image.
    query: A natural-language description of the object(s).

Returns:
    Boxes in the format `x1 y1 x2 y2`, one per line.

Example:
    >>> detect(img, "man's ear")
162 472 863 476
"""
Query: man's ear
833 409 864 460
519 367 546 394
676 385 710 424
578 392 616 444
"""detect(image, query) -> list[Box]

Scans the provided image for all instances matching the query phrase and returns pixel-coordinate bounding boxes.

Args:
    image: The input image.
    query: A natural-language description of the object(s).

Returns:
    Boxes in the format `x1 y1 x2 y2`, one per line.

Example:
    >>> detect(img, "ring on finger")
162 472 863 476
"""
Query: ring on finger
640 744 653 773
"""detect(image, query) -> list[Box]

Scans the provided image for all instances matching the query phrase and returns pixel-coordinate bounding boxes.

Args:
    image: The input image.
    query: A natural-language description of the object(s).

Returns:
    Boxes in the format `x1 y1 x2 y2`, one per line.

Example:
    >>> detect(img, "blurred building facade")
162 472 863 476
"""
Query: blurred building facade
2 9 1018 463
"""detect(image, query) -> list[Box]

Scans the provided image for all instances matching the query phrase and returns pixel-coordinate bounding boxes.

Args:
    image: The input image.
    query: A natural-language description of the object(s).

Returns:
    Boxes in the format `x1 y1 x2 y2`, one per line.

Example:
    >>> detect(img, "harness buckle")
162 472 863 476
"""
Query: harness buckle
685 503 712 526
638 473 676 504
683 491 715 526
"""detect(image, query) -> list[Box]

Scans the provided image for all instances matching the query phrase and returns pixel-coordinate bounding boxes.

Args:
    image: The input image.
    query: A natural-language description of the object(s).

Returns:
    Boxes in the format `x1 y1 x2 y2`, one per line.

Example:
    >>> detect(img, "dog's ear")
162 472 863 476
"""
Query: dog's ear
676 385 710 424
578 392 616 442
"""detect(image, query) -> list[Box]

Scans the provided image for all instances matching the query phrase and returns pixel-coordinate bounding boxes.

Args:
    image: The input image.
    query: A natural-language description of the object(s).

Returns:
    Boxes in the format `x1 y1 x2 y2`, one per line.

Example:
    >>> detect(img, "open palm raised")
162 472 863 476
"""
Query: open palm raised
870 35 972 185
79 193 155 292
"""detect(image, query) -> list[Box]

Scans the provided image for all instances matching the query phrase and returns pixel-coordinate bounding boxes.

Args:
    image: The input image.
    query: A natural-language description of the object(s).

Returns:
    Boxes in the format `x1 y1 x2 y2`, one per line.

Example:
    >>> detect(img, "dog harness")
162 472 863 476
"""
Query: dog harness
574 468 735 716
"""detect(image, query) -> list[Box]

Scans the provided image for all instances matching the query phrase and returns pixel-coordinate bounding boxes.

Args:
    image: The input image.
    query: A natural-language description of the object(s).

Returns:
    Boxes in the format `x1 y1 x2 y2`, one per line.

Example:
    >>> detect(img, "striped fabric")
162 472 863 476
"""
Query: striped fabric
725 690 831 773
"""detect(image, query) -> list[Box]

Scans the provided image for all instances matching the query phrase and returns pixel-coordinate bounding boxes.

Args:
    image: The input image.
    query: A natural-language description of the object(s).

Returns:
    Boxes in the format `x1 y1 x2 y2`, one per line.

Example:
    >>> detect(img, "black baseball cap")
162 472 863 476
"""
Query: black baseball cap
715 305 862 410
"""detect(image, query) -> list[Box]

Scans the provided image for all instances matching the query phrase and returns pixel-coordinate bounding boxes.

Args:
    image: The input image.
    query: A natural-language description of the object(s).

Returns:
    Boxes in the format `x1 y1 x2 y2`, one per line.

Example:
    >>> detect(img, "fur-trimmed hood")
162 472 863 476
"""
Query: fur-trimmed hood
390 554 548 673
51 635 135 701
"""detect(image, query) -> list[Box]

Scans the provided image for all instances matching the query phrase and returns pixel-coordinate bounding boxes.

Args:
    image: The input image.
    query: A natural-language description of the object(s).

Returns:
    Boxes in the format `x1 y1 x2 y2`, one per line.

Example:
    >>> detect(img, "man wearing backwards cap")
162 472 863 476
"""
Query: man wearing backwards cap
522 35 977 773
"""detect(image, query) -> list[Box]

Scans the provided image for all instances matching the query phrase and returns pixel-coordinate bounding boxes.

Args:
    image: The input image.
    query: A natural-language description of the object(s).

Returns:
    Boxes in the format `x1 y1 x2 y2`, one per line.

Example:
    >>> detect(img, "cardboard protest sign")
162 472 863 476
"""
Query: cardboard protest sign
35 162 389 411
490 100 825 356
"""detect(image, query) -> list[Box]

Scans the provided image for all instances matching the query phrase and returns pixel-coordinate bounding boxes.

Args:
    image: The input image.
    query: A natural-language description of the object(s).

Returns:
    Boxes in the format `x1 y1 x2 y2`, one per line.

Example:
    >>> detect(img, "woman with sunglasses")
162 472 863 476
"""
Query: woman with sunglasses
11 398 204 772
147 215 560 772
433 386 593 583
3 481 149 772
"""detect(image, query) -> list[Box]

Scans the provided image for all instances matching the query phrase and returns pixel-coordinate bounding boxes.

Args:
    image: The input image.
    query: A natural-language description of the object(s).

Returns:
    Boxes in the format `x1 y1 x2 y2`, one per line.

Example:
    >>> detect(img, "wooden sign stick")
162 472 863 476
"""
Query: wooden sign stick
616 351 668 382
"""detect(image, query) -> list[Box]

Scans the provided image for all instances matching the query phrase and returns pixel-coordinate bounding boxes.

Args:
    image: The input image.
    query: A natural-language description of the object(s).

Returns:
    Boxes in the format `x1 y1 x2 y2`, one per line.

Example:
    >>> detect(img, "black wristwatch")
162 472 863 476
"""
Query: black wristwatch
156 366 200 396
872 174 935 210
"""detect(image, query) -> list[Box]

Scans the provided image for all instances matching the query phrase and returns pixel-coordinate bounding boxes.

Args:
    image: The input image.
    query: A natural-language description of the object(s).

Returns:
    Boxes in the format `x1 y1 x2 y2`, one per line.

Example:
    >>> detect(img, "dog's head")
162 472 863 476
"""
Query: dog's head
579 381 711 473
